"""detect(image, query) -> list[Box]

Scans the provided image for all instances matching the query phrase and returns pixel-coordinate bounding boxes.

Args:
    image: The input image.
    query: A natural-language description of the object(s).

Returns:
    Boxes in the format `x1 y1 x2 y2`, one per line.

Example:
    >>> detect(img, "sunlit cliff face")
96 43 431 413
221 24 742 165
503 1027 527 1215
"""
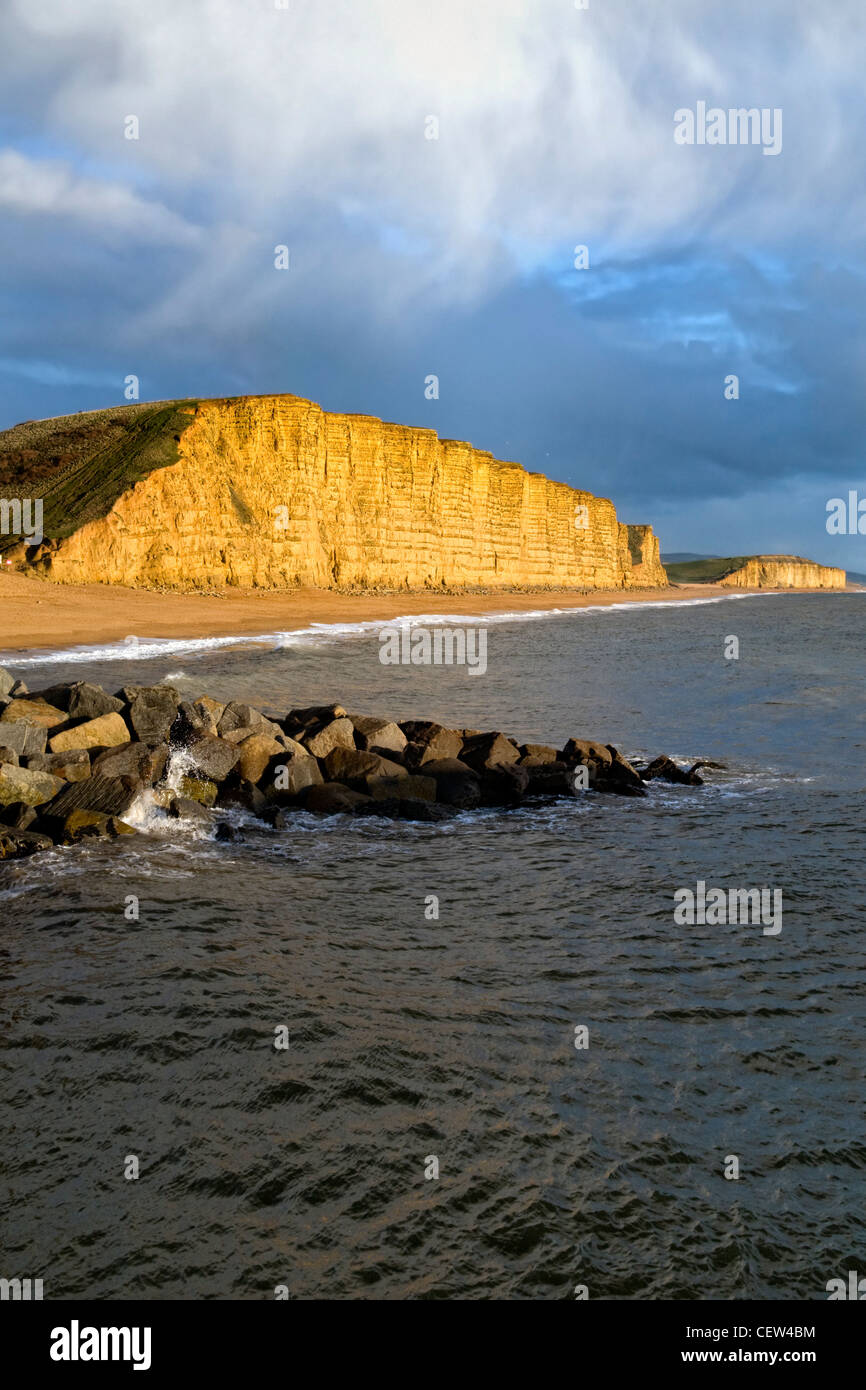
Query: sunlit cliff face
21 396 668 593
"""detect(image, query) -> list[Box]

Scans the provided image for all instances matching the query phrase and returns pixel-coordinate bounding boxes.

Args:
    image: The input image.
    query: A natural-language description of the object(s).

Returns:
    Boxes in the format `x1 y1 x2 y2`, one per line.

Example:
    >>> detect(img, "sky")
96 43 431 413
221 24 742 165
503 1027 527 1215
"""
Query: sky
0 0 864 568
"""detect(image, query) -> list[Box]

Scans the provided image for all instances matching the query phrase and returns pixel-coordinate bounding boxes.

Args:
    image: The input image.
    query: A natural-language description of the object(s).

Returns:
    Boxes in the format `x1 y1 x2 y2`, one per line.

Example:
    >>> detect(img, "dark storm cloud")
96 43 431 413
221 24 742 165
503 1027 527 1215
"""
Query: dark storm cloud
0 0 864 565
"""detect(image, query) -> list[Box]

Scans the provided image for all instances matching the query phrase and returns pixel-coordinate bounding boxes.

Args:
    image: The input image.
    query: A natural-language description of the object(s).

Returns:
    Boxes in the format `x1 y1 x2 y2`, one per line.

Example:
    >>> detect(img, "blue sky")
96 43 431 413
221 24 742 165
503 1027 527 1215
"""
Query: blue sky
0 0 864 568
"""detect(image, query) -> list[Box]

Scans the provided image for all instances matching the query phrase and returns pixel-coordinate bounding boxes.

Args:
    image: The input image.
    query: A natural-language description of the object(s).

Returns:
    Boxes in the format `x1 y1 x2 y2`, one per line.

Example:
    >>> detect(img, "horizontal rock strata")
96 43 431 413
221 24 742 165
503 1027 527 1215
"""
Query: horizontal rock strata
4 395 667 592
717 555 845 589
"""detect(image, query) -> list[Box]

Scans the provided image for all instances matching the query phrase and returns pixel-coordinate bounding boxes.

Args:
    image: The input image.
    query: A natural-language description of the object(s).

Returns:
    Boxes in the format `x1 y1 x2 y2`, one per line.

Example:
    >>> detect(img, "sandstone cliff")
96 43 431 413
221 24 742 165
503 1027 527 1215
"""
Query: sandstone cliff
718 556 846 590
3 395 668 593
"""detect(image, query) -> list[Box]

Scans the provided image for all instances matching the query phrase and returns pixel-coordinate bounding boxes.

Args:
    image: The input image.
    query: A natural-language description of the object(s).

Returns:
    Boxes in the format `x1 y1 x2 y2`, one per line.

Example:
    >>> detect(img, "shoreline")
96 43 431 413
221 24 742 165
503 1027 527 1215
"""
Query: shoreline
0 573 856 658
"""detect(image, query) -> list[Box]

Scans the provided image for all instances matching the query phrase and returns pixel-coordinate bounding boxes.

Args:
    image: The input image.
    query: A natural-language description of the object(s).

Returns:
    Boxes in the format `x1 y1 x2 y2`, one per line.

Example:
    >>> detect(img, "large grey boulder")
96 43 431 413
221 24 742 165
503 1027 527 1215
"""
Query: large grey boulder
93 742 167 785
65 683 124 721
184 736 240 783
123 685 180 745
266 752 323 801
217 702 267 737
27 749 91 783
0 722 47 757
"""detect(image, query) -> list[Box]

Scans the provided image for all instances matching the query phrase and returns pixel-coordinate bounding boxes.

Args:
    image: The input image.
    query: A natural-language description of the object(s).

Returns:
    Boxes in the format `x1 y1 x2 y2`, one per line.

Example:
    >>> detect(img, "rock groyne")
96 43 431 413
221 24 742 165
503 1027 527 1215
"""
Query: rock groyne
0 667 714 860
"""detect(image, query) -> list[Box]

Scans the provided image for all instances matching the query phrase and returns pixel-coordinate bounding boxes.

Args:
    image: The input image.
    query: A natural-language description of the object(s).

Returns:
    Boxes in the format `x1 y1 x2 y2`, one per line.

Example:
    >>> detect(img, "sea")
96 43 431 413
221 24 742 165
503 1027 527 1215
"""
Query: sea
1 591 864 1300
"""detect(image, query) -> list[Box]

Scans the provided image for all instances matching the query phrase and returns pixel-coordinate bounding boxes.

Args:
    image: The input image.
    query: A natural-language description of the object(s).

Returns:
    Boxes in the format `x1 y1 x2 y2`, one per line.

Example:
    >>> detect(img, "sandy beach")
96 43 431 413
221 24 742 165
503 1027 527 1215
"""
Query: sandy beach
0 570 839 655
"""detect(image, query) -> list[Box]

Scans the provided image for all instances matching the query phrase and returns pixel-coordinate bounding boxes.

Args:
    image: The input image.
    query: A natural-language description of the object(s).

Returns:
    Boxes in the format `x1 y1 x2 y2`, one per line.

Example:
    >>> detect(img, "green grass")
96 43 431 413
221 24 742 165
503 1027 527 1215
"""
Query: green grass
0 400 197 552
664 556 750 583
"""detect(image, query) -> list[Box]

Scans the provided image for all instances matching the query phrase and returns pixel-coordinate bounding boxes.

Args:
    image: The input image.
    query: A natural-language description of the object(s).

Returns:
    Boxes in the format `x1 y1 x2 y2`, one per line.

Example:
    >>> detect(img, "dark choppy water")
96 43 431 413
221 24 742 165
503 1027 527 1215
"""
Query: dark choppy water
1 592 864 1299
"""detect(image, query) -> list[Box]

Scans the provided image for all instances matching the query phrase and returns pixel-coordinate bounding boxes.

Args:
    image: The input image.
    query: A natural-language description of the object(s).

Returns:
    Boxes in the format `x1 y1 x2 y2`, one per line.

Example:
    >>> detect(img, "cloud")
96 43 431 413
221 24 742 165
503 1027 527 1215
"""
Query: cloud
0 148 199 245
0 0 863 566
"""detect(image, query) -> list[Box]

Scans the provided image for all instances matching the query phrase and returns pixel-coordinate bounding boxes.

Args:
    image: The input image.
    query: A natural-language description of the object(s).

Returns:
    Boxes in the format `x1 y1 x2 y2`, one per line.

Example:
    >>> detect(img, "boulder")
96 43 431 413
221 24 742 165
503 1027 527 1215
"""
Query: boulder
421 758 481 809
171 699 219 743
0 764 65 808
51 809 135 842
640 756 707 786
237 734 284 784
286 703 347 731
1 697 67 730
399 720 464 765
369 773 436 802
603 746 644 789
518 744 559 765
123 685 180 745
184 736 240 782
58 809 114 842
267 753 323 801
459 731 520 773
0 827 53 858
0 722 47 757
0 802 38 830
27 749 91 783
526 763 588 797
178 776 218 807
49 712 130 753
302 782 370 815
194 694 226 725
214 822 241 842
67 683 124 721
42 774 142 819
216 778 269 817
322 747 407 793
93 742 166 785
168 795 211 821
220 726 256 747
302 717 356 759
480 762 530 806
0 667 15 699
217 701 267 737
560 737 613 768
350 715 408 755
0 746 19 766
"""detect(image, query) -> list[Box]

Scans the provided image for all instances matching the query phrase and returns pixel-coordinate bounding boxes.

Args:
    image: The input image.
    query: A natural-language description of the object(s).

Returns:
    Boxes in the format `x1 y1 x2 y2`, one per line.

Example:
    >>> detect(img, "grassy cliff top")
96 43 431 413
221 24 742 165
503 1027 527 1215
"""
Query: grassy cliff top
665 555 832 583
0 400 198 551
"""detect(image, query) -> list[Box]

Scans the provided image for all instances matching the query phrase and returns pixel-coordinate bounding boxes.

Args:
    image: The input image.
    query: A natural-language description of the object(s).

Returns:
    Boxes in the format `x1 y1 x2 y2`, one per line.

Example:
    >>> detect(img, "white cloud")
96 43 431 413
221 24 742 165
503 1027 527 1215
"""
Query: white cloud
0 148 199 245
3 0 865 304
